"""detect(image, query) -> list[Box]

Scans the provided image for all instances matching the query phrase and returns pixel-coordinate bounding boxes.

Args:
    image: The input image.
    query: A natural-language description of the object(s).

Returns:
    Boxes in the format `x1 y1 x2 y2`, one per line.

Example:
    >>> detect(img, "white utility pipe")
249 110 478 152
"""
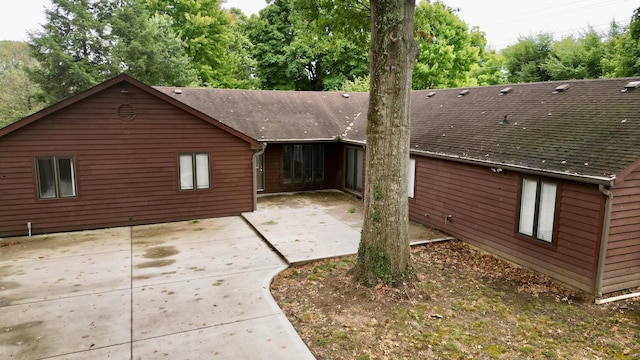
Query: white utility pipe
596 292 640 305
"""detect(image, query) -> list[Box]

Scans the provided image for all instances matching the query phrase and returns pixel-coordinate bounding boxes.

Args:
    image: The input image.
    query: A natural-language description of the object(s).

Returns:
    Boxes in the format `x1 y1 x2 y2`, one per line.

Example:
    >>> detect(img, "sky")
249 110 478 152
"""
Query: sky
1 0 637 50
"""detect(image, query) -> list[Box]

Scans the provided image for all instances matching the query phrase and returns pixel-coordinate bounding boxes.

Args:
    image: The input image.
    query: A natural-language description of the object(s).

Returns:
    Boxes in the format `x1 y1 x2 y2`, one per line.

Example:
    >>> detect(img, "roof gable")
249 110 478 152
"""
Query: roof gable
0 74 261 149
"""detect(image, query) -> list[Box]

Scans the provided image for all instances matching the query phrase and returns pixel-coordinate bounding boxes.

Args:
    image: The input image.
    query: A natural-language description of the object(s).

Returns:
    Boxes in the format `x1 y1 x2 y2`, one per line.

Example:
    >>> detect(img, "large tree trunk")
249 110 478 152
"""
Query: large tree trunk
352 0 418 286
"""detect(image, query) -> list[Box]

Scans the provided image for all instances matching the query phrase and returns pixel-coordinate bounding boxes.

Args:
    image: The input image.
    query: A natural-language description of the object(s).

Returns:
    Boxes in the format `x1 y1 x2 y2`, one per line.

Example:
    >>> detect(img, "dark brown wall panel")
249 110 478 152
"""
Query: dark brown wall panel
409 156 604 293
0 85 255 237
603 164 640 293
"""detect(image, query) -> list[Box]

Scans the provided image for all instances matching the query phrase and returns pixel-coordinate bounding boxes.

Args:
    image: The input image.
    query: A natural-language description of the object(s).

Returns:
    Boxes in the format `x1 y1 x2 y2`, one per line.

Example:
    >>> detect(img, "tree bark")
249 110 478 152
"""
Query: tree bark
352 0 418 286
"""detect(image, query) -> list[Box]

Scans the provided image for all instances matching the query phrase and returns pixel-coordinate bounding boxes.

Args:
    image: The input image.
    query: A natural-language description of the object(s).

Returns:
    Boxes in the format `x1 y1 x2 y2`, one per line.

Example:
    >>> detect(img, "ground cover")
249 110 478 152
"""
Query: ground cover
272 240 640 359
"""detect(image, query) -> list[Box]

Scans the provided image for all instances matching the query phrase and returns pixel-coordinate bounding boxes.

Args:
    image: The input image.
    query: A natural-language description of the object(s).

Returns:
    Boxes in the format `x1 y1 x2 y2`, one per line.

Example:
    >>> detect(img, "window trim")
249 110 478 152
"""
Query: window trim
35 156 77 200
517 176 558 244
281 144 324 185
344 146 364 193
408 157 416 199
178 152 210 191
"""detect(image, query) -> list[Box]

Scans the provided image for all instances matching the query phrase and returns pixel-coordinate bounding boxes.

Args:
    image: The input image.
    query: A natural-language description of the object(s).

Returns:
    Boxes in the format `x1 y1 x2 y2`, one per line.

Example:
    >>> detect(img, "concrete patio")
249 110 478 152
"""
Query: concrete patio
0 191 450 359
0 217 314 359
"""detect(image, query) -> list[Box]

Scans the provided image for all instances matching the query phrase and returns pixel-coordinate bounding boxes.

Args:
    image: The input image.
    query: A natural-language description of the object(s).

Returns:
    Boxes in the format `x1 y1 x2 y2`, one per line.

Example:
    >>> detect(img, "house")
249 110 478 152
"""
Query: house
0 74 261 237
158 78 640 298
2 74 639 298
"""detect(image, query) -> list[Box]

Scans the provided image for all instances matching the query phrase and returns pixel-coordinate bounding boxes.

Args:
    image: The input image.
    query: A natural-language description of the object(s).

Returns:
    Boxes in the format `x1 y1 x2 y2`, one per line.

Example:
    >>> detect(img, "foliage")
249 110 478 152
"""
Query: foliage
340 76 370 92
468 49 506 86
412 1 486 89
602 8 640 77
540 28 605 80
27 0 118 104
0 41 45 127
501 33 555 83
111 0 198 86
148 0 237 87
247 0 369 91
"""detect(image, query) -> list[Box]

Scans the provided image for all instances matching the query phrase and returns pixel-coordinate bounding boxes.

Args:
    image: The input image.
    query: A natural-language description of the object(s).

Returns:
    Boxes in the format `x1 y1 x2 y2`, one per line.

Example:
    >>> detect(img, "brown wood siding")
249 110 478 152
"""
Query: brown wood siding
261 142 342 193
409 156 604 293
602 165 640 293
0 85 255 237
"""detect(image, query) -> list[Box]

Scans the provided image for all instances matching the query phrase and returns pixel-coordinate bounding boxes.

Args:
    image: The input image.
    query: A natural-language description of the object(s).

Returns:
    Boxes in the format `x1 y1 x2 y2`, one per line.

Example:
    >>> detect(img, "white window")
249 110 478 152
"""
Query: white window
408 158 416 198
179 153 210 190
36 156 77 199
518 177 557 242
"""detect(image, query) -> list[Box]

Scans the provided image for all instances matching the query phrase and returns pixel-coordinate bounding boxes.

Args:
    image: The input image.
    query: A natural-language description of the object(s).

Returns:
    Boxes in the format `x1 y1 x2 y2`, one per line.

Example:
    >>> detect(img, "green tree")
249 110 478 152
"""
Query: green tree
148 0 236 87
223 8 260 89
111 0 198 86
412 1 486 89
541 28 605 80
27 0 118 104
603 8 640 77
468 49 506 86
247 0 369 90
352 0 418 286
502 33 555 83
0 41 45 127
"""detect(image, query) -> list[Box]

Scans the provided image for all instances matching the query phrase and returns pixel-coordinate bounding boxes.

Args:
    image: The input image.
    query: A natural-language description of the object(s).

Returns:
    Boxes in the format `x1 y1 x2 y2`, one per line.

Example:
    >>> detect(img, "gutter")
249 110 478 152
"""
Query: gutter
252 143 267 211
410 149 616 186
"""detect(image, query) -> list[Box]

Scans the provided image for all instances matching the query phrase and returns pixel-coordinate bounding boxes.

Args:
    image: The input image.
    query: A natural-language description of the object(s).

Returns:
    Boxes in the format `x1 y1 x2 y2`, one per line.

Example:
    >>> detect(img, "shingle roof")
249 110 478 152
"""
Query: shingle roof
409 78 640 182
155 87 368 142
158 77 640 183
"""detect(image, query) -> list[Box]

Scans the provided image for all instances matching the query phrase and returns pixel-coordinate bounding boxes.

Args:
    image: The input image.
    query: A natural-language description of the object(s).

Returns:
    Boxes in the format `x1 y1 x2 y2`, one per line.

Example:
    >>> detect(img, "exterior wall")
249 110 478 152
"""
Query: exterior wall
262 142 342 193
602 164 640 293
0 85 255 237
409 156 605 293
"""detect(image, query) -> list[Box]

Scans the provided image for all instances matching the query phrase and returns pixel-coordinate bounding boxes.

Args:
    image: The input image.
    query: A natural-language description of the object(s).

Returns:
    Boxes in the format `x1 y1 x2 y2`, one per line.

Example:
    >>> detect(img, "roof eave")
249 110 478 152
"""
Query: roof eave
410 149 616 186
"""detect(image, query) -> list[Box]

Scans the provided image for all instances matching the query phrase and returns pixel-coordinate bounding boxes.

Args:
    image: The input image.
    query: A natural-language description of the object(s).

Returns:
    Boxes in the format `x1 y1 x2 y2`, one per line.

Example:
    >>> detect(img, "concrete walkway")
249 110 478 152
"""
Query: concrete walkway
0 217 314 359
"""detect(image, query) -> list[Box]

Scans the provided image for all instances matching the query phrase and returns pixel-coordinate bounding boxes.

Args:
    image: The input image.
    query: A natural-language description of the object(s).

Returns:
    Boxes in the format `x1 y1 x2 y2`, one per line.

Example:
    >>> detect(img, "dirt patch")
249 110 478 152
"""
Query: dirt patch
272 240 640 359
136 259 176 268
143 246 179 259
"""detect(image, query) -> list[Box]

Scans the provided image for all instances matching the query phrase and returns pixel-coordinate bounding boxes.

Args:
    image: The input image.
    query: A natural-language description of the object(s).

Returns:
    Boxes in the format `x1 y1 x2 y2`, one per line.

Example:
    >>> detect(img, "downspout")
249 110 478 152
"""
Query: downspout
252 143 267 211
594 184 613 302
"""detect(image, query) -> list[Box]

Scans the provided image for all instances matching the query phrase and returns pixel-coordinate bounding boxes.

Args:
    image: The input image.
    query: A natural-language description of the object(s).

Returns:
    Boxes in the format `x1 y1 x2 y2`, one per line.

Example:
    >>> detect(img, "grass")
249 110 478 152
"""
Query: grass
271 240 640 360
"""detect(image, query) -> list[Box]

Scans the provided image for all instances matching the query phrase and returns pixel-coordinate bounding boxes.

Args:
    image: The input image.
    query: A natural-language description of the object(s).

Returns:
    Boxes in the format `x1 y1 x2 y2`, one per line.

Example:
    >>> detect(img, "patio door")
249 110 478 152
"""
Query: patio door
345 147 363 193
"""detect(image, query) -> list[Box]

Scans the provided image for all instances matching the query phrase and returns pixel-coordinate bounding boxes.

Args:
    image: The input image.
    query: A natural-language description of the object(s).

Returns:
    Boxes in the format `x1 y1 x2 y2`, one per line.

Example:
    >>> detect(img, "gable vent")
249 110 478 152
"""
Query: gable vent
621 80 640 92
499 87 513 95
552 84 570 94
458 89 470 97
117 104 136 121
425 91 436 98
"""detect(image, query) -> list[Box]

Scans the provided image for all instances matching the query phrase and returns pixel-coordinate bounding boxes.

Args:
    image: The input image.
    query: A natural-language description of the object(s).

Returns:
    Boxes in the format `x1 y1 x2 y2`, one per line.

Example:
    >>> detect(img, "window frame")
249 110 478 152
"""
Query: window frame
408 157 416 199
281 144 324 184
178 152 210 191
35 156 77 200
344 146 364 193
517 176 558 243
